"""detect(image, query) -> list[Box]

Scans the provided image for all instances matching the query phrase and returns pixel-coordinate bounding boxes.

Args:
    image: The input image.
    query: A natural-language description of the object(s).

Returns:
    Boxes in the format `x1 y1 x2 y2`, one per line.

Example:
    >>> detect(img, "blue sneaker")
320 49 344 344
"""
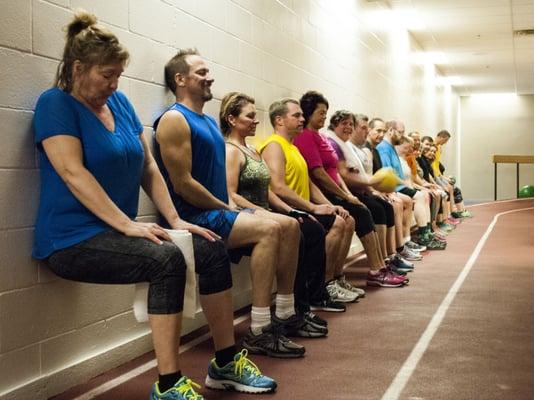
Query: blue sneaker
204 349 277 393
150 376 204 400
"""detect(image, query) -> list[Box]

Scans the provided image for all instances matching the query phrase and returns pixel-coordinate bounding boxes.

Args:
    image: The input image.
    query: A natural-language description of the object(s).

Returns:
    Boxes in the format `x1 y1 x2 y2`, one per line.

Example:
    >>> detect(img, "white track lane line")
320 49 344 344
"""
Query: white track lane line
72 314 251 400
467 198 534 208
381 206 534 400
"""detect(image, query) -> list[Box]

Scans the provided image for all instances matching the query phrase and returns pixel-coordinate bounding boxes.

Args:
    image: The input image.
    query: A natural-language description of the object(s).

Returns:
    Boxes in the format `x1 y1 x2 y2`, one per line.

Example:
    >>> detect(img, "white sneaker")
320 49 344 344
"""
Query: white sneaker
399 247 423 261
337 276 366 297
326 280 359 303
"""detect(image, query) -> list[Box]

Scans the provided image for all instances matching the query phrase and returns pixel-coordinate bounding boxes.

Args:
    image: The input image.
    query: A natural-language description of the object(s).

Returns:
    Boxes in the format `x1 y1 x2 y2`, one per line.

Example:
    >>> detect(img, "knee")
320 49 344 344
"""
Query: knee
346 215 356 233
283 217 300 238
260 219 281 242
195 239 232 295
150 242 187 284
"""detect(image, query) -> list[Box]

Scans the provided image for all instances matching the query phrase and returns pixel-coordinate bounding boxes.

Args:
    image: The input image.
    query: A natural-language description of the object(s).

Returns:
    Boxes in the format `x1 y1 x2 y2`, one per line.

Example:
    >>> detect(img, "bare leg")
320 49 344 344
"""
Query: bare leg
253 209 300 295
324 215 345 281
149 313 182 374
200 289 235 351
334 215 355 277
360 232 384 272
227 213 280 307
375 224 387 256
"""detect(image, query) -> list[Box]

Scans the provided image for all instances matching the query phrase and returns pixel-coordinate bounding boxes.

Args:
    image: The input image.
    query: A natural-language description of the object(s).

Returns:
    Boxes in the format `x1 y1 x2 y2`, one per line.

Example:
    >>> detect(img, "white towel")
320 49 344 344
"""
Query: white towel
324 130 369 183
133 229 197 322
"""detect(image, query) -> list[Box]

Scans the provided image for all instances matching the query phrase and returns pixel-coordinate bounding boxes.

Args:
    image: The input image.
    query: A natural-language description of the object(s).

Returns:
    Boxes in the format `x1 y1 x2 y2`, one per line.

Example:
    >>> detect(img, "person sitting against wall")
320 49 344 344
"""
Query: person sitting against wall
259 99 357 310
420 136 461 227
324 110 419 272
364 118 423 256
395 136 447 244
293 91 409 287
221 91 331 338
431 130 472 219
153 49 305 362
31 12 277 400
376 121 445 250
409 133 455 235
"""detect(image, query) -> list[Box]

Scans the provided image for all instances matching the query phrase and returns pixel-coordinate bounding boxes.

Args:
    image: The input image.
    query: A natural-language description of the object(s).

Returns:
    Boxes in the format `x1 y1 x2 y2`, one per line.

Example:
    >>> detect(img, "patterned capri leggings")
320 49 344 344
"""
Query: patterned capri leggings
47 229 232 315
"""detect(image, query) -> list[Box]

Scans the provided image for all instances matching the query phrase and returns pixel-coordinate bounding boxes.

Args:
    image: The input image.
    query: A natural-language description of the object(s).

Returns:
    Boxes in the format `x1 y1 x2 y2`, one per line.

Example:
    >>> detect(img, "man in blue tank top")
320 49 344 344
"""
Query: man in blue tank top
153 49 306 365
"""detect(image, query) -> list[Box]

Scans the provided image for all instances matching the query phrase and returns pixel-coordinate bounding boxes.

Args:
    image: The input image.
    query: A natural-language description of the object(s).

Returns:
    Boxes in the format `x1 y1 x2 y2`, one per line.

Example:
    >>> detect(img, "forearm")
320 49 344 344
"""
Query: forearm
341 171 369 193
174 176 231 210
312 168 350 200
230 192 263 210
268 190 292 213
65 168 132 232
271 183 316 212
309 182 333 205
141 166 181 227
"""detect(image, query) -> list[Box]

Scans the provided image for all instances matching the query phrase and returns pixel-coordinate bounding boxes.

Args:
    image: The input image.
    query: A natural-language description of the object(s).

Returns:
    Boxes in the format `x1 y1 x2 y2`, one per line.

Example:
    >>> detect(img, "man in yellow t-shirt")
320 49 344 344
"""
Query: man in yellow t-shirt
259 98 361 310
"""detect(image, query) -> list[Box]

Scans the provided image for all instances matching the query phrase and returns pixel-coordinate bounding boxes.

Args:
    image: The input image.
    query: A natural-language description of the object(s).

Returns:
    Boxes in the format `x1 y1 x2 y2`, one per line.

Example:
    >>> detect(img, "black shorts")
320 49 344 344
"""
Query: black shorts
399 187 418 198
311 213 336 232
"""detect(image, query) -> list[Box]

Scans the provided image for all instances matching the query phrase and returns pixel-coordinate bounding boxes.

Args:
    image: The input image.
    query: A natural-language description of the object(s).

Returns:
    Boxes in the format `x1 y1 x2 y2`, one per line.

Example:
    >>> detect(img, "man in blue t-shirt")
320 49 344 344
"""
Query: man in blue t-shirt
153 49 306 364
377 120 445 250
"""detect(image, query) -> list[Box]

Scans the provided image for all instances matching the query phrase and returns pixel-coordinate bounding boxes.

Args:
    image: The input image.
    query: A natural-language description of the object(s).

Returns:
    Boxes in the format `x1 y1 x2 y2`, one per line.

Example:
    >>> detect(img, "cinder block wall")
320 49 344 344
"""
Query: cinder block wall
0 1 458 399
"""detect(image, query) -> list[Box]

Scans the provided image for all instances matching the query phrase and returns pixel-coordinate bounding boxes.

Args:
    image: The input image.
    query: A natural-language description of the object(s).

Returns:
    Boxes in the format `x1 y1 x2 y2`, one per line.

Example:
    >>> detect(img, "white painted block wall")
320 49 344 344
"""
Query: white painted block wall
0 1 458 399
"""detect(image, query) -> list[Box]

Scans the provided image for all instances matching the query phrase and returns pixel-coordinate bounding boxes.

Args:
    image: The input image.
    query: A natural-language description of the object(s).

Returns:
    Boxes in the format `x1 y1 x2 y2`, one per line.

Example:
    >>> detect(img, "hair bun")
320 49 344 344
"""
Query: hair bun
66 11 97 38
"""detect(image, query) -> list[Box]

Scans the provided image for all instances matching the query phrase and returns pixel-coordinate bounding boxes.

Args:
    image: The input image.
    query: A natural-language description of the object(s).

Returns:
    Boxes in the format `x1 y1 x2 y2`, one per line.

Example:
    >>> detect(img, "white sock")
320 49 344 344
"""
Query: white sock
404 236 411 244
275 293 296 319
250 306 271 335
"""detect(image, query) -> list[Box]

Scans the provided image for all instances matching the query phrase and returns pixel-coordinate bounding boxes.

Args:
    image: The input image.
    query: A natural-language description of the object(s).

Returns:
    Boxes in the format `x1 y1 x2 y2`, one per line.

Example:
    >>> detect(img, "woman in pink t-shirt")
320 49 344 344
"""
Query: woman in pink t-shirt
295 91 407 289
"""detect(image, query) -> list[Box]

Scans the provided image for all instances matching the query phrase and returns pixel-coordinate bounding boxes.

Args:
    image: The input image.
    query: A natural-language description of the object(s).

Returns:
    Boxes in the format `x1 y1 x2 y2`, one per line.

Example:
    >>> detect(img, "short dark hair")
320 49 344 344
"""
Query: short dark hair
299 91 329 126
421 136 434 143
369 118 384 129
164 48 199 92
328 110 355 131
437 130 451 138
268 98 299 127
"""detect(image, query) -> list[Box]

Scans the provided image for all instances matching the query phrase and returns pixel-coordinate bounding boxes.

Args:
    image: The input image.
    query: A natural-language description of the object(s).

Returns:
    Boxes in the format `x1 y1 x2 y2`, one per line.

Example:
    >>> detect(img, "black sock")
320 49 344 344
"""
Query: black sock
158 371 182 393
215 345 237 367
396 246 404 253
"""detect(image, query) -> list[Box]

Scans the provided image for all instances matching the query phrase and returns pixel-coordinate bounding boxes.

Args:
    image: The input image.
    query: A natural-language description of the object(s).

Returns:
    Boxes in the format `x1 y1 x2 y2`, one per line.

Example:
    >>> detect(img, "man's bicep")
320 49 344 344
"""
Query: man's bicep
262 143 286 187
156 112 192 179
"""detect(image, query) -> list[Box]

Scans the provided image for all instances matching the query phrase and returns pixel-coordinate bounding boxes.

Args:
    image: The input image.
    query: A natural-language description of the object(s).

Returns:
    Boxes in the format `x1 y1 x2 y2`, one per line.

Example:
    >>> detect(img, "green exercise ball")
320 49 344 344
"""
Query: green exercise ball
518 185 534 198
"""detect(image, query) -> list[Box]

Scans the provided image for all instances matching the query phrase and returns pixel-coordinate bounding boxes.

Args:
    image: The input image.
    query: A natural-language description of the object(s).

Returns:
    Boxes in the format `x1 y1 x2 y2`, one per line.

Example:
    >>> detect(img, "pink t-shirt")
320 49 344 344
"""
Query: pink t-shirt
294 128 341 186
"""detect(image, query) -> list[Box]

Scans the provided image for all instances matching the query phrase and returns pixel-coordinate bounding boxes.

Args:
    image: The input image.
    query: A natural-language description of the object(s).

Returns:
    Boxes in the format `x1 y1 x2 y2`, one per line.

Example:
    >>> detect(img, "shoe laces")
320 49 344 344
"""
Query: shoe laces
234 349 262 378
176 377 202 400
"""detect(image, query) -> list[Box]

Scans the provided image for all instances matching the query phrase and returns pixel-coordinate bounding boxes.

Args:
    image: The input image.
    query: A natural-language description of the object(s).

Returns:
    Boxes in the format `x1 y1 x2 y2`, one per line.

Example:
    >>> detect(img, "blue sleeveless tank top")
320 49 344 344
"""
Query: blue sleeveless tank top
153 103 228 219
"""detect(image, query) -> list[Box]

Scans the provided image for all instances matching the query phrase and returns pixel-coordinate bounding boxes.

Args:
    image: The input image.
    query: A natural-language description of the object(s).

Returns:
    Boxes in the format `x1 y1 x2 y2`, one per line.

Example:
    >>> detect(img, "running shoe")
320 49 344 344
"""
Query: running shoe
399 247 423 261
242 324 305 358
326 279 359 303
389 255 414 272
273 314 327 338
420 237 447 250
310 298 346 312
151 376 204 400
405 240 426 252
437 222 455 232
447 217 461 225
337 275 366 297
460 210 473 218
367 268 406 287
205 349 277 394
304 311 328 327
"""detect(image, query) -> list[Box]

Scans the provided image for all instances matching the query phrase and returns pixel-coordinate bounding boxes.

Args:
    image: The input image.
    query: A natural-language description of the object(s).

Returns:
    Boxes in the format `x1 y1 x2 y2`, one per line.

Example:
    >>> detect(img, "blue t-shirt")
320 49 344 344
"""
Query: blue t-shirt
32 88 144 259
376 140 406 191
153 103 228 220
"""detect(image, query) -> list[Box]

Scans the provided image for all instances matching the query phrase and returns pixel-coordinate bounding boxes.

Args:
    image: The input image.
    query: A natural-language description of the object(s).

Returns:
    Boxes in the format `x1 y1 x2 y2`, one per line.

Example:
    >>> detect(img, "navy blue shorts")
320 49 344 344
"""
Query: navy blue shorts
188 209 239 239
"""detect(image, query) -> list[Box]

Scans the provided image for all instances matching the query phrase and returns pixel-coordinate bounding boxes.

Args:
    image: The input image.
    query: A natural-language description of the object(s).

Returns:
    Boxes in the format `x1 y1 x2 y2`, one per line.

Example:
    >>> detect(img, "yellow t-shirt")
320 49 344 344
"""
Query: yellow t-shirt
259 134 311 201
431 144 442 177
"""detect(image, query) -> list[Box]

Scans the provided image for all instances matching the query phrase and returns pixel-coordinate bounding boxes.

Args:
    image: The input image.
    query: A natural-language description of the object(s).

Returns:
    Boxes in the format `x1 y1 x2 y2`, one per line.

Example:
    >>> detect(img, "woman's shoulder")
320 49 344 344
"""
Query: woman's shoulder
35 88 72 108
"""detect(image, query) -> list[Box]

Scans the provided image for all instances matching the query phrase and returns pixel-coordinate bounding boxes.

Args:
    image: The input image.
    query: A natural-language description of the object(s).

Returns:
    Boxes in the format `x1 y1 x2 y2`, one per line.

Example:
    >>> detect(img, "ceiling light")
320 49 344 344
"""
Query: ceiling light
412 51 448 65
438 76 463 86
396 9 426 31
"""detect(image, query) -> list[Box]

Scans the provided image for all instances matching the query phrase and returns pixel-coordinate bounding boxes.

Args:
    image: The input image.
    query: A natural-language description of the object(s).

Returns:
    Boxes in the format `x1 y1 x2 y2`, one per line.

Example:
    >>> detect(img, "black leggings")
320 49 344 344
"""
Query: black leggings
294 216 328 312
327 195 375 237
355 192 395 227
47 229 232 315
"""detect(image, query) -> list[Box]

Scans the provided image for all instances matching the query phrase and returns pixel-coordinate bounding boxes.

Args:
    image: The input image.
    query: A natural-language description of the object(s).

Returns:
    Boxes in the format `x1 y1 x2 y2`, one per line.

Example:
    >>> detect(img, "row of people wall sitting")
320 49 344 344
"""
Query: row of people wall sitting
32 11 466 400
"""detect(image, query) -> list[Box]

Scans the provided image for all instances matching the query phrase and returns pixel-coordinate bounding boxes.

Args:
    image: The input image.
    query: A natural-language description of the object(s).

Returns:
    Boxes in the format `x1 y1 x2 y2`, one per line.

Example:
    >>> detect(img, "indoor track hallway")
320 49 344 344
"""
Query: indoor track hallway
52 199 534 400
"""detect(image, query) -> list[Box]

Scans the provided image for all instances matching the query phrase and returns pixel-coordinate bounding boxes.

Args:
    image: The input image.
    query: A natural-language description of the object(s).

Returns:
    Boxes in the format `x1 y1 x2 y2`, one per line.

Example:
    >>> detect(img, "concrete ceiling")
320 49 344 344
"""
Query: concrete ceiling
389 0 534 95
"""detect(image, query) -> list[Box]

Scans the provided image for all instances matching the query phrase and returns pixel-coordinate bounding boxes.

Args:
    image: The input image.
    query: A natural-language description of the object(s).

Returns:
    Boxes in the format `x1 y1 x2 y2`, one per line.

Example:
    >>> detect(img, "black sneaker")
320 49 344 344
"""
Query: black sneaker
273 314 328 338
242 324 305 358
309 298 346 313
389 255 414 273
304 311 328 327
